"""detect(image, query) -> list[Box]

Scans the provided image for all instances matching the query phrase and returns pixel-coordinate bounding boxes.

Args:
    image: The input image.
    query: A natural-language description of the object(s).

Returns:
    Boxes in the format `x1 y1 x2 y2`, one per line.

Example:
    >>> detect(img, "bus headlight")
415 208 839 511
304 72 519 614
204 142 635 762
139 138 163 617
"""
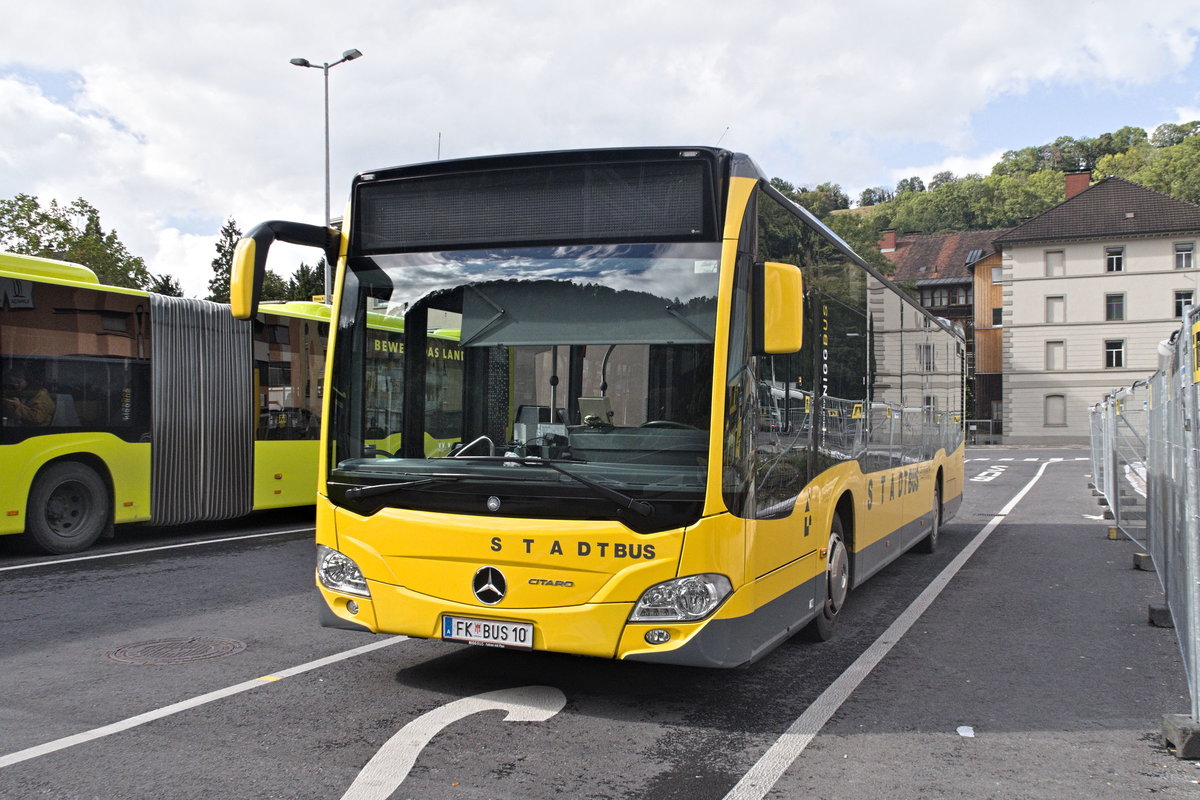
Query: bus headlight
316 545 370 597
629 574 732 622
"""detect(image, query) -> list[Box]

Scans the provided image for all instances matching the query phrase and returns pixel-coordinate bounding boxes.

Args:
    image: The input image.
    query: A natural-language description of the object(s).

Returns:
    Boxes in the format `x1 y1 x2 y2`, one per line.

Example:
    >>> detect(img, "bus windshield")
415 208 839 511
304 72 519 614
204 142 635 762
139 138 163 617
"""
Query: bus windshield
329 242 721 530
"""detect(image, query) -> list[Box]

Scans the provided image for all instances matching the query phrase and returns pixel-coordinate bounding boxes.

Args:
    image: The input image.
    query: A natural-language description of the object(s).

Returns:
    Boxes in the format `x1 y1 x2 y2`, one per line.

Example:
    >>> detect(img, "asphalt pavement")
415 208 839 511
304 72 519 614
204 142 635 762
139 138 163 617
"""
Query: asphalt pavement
1 448 1199 798
771 447 1200 799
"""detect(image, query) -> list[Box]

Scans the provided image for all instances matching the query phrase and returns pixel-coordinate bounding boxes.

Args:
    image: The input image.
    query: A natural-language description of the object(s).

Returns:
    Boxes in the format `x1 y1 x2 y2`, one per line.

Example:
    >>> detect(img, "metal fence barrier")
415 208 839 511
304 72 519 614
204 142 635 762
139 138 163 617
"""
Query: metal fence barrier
966 418 1000 445
1089 381 1150 548
1089 307 1200 754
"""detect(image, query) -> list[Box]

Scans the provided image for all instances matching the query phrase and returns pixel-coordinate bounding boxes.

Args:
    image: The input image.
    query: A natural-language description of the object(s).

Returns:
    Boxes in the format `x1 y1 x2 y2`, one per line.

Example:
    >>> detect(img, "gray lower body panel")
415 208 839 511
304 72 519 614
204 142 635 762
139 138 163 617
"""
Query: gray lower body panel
625 572 825 668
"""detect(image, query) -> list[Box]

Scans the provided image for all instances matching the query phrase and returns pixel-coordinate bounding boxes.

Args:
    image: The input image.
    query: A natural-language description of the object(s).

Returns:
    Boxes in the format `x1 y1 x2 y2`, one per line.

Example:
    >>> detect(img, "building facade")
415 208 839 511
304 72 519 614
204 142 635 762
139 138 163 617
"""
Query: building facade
994 176 1200 444
880 228 1010 431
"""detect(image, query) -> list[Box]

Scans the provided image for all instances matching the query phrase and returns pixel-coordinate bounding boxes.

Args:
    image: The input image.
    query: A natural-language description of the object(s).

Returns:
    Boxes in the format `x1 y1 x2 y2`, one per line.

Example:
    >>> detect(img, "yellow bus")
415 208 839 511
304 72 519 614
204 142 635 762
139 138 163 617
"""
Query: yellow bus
232 147 965 666
0 251 335 553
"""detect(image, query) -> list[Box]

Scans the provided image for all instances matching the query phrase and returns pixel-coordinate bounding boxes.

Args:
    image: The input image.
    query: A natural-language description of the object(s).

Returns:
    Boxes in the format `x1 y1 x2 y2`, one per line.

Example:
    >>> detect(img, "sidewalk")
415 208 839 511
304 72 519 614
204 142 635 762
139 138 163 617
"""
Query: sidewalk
769 455 1200 798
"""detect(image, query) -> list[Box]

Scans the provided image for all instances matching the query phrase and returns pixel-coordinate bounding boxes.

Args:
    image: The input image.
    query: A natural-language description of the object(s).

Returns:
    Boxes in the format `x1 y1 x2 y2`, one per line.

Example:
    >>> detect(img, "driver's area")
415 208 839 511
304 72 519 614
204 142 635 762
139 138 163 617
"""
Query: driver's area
504 343 711 468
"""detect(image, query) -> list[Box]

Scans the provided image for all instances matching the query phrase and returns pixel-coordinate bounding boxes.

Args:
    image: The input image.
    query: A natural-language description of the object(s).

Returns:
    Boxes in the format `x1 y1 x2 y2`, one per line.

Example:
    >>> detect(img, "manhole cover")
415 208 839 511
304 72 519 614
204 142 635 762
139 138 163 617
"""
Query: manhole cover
106 637 246 665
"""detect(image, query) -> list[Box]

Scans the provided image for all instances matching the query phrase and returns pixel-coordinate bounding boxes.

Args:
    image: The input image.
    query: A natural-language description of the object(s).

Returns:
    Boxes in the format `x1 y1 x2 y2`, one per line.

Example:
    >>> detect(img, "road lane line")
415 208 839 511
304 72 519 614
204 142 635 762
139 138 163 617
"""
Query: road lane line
0 636 407 769
0 528 314 573
723 459 1059 800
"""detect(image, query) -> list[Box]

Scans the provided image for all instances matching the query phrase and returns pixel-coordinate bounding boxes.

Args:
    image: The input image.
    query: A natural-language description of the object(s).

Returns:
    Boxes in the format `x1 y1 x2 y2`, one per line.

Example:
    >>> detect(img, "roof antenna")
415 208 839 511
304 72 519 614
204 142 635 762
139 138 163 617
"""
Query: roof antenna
437 132 442 160
716 126 730 146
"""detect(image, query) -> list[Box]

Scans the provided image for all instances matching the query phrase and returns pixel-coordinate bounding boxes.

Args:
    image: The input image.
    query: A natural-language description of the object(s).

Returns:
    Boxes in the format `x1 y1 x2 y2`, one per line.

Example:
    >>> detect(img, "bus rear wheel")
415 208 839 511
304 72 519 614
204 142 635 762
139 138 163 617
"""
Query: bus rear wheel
803 515 849 642
22 462 109 554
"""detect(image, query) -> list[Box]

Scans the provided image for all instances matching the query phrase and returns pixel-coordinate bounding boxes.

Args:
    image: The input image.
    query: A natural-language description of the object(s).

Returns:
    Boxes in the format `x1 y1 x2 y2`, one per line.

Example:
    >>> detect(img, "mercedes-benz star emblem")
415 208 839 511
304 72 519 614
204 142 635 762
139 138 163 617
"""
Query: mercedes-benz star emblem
472 566 507 605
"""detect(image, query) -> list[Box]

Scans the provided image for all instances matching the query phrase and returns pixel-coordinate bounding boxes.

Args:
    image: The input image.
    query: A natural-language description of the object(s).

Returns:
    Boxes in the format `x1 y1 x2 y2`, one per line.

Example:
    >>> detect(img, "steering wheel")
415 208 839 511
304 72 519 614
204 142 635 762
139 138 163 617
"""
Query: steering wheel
639 420 699 430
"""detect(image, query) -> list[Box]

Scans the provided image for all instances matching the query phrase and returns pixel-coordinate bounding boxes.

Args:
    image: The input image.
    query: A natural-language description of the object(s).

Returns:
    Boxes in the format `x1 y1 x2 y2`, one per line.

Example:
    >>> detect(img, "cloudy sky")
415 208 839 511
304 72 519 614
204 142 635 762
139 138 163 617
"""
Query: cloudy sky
4 0 1200 296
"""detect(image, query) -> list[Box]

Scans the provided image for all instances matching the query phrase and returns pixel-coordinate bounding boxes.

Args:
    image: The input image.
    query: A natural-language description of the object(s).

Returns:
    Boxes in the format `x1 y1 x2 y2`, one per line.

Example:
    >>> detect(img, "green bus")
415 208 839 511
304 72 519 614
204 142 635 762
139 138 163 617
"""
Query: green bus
0 251 331 553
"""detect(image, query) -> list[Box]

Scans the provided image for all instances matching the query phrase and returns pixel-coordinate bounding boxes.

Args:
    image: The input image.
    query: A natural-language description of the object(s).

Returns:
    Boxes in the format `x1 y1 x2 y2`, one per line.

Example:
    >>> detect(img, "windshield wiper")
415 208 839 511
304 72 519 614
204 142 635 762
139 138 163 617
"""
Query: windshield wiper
434 455 655 517
342 471 524 500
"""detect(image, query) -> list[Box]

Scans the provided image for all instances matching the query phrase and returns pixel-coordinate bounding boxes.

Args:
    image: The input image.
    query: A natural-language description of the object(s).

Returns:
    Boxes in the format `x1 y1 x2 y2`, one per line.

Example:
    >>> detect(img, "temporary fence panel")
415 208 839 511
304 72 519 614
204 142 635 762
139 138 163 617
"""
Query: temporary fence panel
1096 307 1200 724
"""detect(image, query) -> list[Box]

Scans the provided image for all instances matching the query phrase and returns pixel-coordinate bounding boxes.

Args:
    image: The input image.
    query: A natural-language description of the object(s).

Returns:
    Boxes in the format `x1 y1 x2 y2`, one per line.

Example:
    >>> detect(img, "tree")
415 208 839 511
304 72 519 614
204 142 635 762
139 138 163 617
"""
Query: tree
857 186 893 207
895 176 925 194
0 194 150 288
993 127 1149 176
261 270 288 301
769 177 795 194
288 260 324 301
148 273 184 296
1118 135 1200 203
207 217 241 303
1151 121 1200 148
928 171 956 190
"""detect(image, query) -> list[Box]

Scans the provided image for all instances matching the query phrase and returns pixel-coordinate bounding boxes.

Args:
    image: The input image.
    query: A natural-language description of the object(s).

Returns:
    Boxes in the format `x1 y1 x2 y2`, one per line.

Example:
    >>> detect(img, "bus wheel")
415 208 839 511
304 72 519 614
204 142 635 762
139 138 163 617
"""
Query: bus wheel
803 515 849 642
915 481 942 554
22 462 109 555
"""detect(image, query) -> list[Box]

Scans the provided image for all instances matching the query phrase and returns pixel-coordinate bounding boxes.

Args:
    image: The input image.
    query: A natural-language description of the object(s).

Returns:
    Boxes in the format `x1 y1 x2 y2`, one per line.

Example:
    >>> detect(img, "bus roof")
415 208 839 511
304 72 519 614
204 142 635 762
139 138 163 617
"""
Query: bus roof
0 251 103 286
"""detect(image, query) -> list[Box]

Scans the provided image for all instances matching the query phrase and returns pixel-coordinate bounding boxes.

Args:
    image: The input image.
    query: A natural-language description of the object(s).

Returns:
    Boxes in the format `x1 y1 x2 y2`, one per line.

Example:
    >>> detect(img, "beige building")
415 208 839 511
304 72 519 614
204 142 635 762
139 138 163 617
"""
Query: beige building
994 174 1200 443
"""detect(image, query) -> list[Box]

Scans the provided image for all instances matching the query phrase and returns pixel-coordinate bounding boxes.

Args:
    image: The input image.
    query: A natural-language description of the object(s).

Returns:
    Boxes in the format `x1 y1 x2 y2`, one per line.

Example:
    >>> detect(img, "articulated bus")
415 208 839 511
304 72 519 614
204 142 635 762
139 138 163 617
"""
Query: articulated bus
0 251 337 554
232 147 965 667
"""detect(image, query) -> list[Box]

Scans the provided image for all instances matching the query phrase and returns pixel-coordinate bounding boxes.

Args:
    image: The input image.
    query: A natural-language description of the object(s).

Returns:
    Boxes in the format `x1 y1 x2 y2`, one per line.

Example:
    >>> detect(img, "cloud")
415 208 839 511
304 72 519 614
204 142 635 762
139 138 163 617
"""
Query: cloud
0 0 1199 295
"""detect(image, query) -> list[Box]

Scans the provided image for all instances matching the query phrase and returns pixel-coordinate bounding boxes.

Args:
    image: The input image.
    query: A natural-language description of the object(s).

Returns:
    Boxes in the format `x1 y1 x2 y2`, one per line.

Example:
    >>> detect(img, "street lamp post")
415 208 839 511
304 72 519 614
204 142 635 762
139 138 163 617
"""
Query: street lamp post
290 48 363 302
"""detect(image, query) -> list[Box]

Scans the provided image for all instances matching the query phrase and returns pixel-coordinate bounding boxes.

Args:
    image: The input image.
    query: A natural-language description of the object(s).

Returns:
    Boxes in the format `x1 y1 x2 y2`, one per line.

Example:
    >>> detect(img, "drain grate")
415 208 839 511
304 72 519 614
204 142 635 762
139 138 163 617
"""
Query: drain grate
106 637 246 665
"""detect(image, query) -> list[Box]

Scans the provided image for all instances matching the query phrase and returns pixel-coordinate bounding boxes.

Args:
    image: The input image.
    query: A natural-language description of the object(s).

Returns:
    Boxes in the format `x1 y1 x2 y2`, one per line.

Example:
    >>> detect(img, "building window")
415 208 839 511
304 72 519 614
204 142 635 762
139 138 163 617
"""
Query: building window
1105 293 1125 321
1045 340 1065 371
1045 295 1065 323
1044 394 1067 427
1104 339 1125 369
991 266 1003 283
1105 246 1125 272
1045 250 1065 277
956 286 972 305
1176 243 1194 270
1175 290 1194 318
992 307 1002 326
916 343 935 371
932 288 948 306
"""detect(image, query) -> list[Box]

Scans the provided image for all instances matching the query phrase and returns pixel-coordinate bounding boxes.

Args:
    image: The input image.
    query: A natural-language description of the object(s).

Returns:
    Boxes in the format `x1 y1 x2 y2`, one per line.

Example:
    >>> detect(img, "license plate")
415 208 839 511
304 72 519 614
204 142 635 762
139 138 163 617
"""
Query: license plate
442 615 533 650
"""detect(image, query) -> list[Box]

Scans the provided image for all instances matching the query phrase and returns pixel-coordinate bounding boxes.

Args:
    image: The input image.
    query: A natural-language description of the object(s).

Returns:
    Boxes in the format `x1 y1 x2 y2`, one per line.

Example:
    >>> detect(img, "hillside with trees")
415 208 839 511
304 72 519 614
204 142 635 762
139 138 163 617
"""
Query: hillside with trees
782 122 1200 255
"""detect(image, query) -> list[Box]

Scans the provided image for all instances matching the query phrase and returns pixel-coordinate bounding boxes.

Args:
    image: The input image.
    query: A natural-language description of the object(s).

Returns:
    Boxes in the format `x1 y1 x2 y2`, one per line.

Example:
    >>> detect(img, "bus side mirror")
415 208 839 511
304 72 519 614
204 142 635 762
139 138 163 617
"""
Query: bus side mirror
230 220 342 319
230 236 264 320
755 261 804 354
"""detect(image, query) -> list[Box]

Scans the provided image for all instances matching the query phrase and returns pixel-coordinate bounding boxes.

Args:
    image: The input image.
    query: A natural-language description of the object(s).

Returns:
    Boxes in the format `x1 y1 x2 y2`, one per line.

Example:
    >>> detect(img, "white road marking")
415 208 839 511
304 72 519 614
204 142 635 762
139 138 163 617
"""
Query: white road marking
0 636 407 769
722 459 1058 800
969 465 1007 482
0 528 314 573
340 686 566 800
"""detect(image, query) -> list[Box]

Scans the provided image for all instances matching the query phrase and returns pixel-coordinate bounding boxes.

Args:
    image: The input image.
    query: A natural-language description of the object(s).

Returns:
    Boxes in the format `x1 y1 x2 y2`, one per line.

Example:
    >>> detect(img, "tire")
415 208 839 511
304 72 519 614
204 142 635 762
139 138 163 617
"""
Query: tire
21 462 109 554
802 514 850 642
915 480 942 554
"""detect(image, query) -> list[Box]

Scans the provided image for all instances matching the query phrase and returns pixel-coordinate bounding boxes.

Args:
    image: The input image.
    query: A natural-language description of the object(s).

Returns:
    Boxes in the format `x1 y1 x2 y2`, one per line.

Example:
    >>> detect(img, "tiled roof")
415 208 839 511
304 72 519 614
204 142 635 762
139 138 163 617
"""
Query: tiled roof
884 229 1008 282
994 177 1200 245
